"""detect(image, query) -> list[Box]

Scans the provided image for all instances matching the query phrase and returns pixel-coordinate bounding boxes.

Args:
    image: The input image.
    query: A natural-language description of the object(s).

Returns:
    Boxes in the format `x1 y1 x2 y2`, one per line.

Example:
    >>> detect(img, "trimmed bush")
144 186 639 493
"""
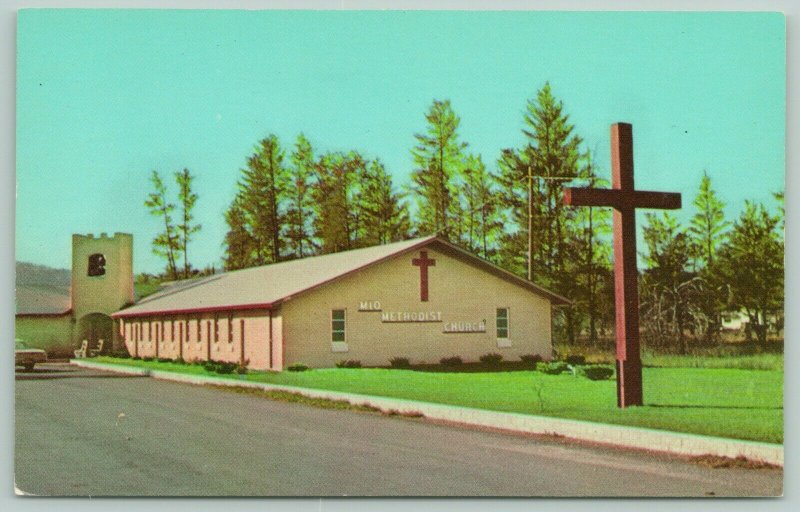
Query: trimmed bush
287 363 310 372
579 365 614 381
142 357 153 362
215 362 237 374
520 354 543 365
565 355 586 366
389 357 411 369
157 357 171 363
479 353 504 365
175 357 185 365
439 356 463 366
536 361 570 375
336 360 362 369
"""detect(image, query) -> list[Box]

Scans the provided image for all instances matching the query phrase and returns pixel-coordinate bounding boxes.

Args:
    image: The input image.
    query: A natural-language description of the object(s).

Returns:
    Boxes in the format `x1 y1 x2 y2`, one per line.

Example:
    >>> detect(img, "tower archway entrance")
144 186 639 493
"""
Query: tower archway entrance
76 313 113 354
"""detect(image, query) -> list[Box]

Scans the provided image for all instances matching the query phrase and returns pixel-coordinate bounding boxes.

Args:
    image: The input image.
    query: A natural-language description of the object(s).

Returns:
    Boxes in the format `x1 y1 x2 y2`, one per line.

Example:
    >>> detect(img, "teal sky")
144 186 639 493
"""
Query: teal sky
16 10 785 274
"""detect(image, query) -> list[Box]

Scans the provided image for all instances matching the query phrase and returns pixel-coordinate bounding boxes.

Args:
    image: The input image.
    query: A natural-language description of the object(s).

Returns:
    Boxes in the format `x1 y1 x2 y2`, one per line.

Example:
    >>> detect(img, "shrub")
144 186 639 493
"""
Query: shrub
565 355 586 366
215 362 237 374
579 365 614 381
389 357 411 369
202 361 219 372
112 350 131 359
439 356 463 366
132 356 141 360
336 360 362 369
536 361 569 375
175 357 185 365
142 357 153 362
520 354 543 365
157 357 171 363
235 364 248 375
287 363 309 372
479 353 504 365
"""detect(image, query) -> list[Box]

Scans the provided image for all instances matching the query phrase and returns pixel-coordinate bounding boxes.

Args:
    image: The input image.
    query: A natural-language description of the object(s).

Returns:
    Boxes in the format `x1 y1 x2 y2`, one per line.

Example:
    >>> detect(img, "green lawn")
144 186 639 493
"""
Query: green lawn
94 357 783 444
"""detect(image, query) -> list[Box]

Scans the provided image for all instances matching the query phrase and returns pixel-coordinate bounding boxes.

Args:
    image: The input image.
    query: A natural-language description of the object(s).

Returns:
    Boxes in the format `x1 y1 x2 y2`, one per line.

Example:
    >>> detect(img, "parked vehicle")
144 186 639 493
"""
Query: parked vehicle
15 339 47 371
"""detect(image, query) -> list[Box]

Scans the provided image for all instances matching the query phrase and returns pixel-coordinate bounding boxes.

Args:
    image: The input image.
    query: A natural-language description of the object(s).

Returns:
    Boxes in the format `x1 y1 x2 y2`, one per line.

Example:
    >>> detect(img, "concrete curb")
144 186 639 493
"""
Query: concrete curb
71 359 784 467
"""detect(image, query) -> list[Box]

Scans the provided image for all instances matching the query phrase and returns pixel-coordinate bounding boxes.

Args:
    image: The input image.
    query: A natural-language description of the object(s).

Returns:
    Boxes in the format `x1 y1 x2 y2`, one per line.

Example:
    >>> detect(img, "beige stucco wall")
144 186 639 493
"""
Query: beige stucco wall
121 308 275 370
281 247 553 368
72 233 134 320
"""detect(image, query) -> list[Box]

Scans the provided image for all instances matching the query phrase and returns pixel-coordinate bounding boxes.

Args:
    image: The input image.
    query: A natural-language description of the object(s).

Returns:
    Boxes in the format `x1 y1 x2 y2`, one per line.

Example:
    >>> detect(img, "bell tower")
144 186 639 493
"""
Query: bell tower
71 233 134 350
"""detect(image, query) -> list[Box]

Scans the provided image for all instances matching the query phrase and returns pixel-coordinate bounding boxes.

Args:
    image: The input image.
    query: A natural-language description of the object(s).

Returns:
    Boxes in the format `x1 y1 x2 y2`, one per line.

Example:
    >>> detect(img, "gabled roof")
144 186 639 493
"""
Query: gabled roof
16 285 71 316
112 236 569 319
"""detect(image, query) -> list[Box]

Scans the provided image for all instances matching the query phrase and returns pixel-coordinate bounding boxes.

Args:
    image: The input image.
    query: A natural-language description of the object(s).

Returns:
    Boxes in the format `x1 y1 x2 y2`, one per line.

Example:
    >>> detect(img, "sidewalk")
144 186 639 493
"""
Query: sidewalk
71 359 784 467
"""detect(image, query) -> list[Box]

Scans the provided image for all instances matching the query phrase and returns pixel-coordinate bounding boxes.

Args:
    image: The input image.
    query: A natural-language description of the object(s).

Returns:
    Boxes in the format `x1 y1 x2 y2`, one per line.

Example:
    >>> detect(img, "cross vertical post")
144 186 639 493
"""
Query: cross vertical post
563 122 681 408
412 251 436 302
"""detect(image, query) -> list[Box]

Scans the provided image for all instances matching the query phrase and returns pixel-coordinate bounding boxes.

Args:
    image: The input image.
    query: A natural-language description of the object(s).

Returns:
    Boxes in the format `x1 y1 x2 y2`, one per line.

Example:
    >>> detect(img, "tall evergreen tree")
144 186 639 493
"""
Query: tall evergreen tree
223 197 257 271
357 159 411 245
640 212 704 353
496 83 583 286
145 170 179 280
312 151 365 253
686 171 729 341
175 168 201 278
410 99 467 239
458 154 502 260
688 171 729 269
717 202 784 347
238 134 288 264
286 133 318 258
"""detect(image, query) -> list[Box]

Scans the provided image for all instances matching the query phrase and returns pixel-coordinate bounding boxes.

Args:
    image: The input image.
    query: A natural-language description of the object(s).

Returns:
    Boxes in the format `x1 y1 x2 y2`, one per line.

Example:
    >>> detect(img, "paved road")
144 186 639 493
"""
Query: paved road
15 364 782 497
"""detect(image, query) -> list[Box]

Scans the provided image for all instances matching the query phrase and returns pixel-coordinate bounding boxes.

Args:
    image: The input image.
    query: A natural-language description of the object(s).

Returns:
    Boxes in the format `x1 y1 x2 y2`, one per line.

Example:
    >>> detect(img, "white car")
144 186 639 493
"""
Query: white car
15 339 47 371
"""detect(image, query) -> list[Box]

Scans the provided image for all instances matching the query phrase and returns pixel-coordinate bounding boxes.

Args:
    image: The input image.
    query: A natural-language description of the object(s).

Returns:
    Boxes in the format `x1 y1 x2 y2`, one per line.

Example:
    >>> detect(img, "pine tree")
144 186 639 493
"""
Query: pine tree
312 151 365 253
223 197 256 271
717 202 783 347
410 99 467 239
688 171 729 269
357 159 411 245
286 133 318 258
145 170 179 280
458 154 502 260
175 168 201 278
238 134 288 264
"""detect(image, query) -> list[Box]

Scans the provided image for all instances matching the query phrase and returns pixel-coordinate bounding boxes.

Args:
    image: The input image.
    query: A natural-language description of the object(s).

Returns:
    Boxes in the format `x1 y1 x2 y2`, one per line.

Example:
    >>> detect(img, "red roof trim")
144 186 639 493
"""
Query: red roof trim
111 302 273 319
16 309 72 319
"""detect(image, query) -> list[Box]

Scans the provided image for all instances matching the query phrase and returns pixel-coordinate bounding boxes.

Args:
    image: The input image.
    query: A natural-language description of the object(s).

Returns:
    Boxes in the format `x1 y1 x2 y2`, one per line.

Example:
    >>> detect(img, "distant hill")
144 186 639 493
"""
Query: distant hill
16 261 71 290
16 262 71 315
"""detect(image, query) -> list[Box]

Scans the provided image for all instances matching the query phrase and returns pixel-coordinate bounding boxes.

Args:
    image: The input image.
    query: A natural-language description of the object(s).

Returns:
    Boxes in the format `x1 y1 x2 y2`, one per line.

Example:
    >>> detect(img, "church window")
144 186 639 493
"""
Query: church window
148 321 152 340
207 321 212 343
228 316 233 343
170 321 174 342
196 319 201 343
240 319 245 344
87 253 106 276
331 309 346 342
178 322 183 344
496 308 509 339
214 316 219 343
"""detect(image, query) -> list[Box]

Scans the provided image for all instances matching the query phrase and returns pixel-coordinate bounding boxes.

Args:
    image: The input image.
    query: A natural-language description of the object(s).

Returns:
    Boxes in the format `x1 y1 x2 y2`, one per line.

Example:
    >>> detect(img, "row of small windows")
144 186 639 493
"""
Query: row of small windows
130 317 245 344
329 308 511 341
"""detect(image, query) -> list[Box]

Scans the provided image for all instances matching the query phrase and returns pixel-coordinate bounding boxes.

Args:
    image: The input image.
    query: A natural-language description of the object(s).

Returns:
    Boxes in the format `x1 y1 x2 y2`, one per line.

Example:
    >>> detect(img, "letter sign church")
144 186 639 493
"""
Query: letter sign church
112 236 568 370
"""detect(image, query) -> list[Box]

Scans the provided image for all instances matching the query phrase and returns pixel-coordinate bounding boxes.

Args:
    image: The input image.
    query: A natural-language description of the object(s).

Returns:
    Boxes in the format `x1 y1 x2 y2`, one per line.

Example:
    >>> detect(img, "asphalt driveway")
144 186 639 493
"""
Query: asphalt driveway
14 364 783 497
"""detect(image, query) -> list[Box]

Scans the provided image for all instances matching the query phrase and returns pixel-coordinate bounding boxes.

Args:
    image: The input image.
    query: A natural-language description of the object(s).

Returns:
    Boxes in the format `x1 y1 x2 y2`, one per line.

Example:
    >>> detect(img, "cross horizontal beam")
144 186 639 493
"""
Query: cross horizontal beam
563 188 681 210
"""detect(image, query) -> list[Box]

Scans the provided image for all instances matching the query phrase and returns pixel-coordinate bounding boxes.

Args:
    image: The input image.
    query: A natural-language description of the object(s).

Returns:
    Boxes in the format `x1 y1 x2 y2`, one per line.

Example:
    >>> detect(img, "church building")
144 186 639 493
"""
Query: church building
16 233 134 354
112 236 568 370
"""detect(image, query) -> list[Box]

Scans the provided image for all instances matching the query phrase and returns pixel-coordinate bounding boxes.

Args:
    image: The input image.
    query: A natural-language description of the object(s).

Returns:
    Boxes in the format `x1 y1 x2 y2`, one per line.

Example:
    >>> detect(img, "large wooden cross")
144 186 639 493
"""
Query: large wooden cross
563 123 681 408
412 251 436 302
